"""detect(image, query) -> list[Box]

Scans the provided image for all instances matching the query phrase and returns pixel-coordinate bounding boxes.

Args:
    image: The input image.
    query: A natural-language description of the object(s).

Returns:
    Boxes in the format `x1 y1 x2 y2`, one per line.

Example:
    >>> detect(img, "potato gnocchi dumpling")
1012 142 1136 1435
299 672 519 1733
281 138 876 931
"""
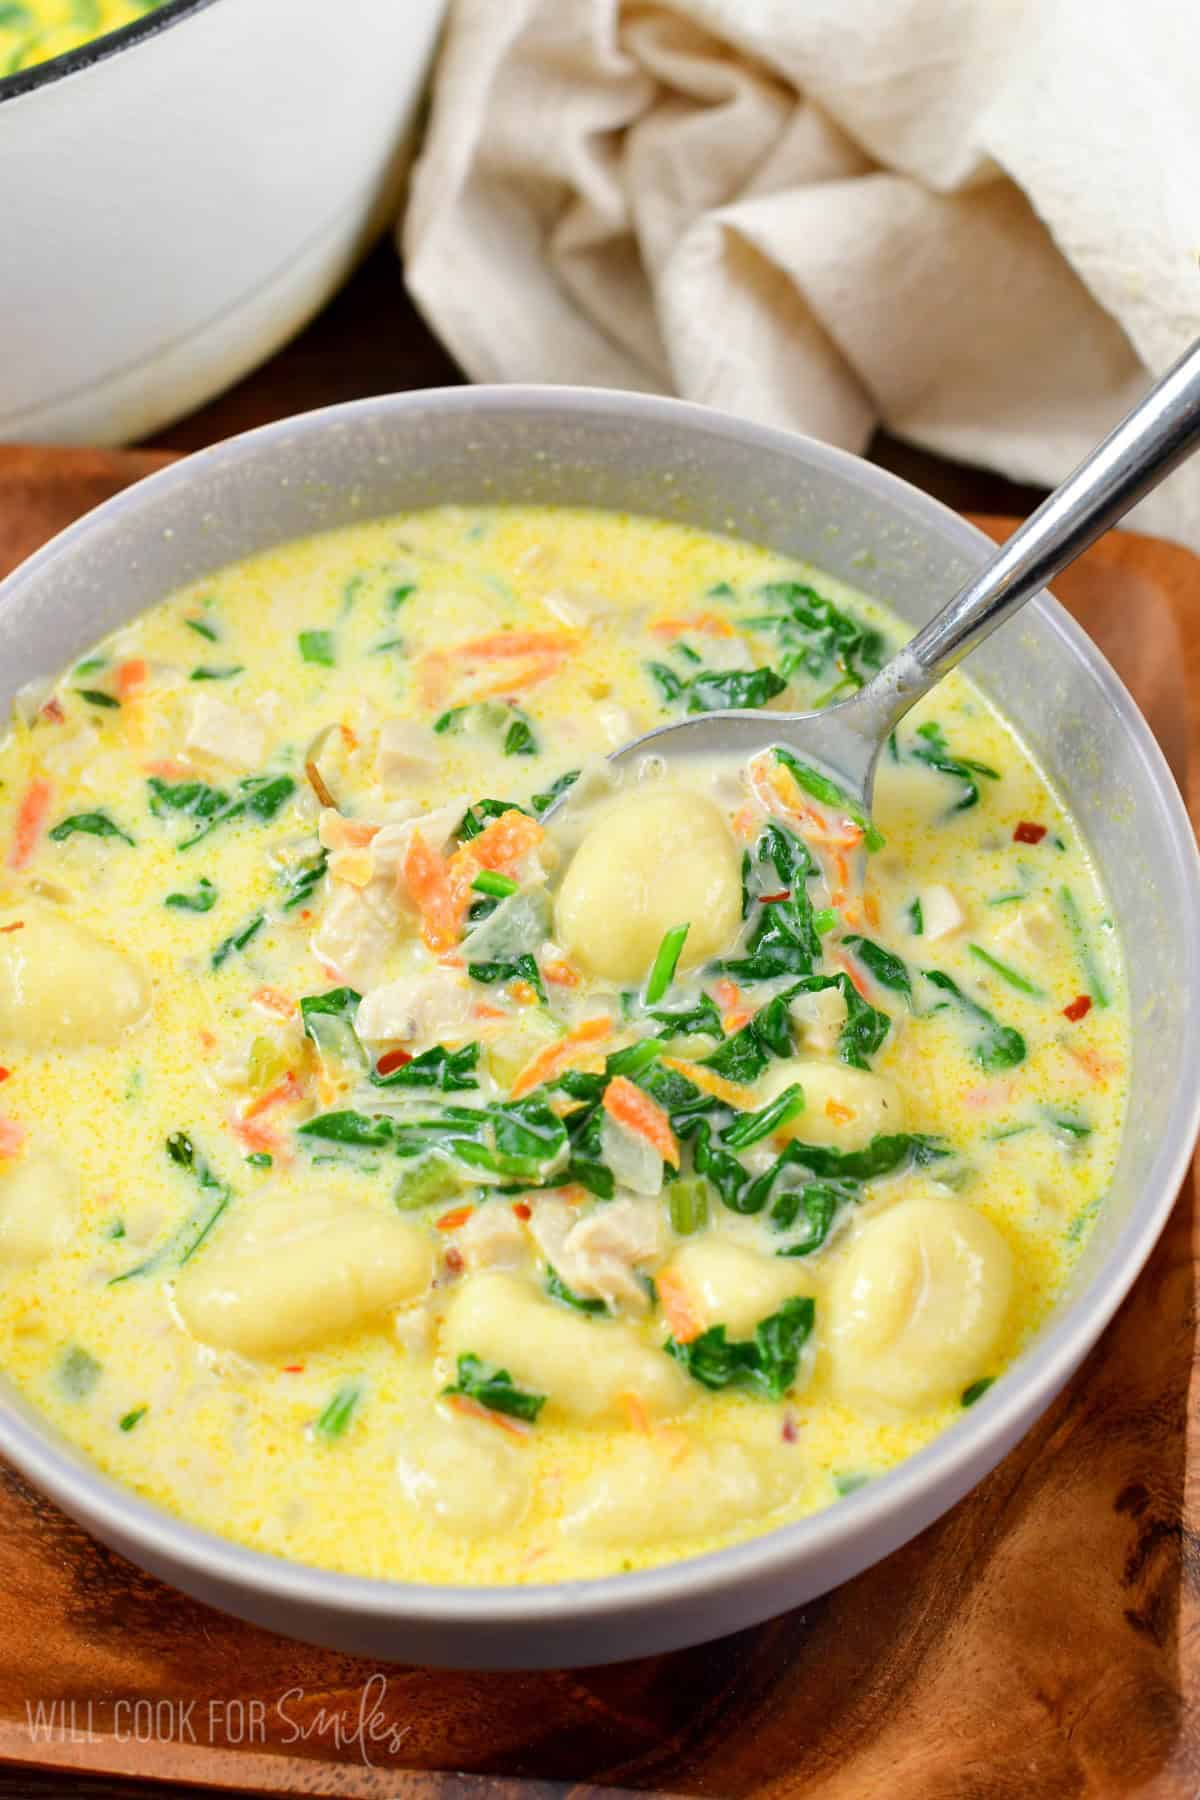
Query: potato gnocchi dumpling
555 788 741 981
827 1196 1014 1415
0 502 1125 1586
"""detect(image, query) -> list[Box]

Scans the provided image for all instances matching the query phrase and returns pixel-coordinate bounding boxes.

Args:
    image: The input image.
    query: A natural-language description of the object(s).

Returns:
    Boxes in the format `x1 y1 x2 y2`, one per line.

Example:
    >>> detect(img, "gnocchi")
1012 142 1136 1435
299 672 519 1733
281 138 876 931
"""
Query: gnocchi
0 906 149 1050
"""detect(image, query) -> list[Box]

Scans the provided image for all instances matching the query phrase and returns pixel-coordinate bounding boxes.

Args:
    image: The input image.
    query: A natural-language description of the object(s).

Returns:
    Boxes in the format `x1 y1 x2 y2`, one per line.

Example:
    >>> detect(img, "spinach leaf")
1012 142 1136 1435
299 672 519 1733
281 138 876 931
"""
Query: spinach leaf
299 987 365 1070
668 1296 815 1400
468 952 546 1002
503 710 538 756
925 969 1026 1070
702 989 795 1084
315 1383 361 1440
369 1042 480 1092
189 665 244 682
545 1268 608 1315
908 721 1000 813
718 885 821 984
444 1352 545 1423
147 776 226 821
177 773 296 850
165 877 217 913
212 913 264 968
754 819 815 892
720 1082 804 1149
745 581 885 691
685 668 788 713
49 810 135 847
771 1182 847 1255
532 769 580 814
76 688 119 710
298 629 336 666
110 1132 231 1283
773 747 884 851
842 935 912 998
645 991 724 1041
454 797 530 842
298 1110 396 1150
278 845 328 911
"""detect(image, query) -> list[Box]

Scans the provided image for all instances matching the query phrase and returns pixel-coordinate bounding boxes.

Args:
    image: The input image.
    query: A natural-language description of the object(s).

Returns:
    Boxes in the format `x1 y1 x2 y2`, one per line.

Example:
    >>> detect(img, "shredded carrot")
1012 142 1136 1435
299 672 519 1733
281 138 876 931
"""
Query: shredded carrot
661 1057 757 1112
647 612 736 640
862 891 881 929
761 760 864 850
230 1116 283 1157
114 658 148 700
712 976 752 1032
242 1071 303 1120
603 1075 679 1167
1065 1044 1121 1085
251 986 295 1019
824 1098 855 1125
0 1118 24 1158
730 803 759 844
509 980 538 1006
447 630 580 661
145 758 194 782
446 1393 531 1438
835 950 872 1001
435 1205 476 1232
541 957 580 988
0 922 24 935
471 1002 508 1023
656 1268 703 1344
462 809 545 877
403 829 464 953
8 777 51 870
510 1017 612 1100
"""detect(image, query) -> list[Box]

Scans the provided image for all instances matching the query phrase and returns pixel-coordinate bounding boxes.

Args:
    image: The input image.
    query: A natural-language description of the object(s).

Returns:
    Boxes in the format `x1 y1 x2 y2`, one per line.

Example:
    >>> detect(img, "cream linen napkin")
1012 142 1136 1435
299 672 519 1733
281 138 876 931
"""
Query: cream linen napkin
403 0 1200 550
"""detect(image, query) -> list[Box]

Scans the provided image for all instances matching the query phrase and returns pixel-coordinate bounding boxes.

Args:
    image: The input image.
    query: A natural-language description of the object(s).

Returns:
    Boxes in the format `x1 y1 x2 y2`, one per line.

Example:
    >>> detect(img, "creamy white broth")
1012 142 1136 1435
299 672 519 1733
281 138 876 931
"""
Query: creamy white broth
0 505 1126 1583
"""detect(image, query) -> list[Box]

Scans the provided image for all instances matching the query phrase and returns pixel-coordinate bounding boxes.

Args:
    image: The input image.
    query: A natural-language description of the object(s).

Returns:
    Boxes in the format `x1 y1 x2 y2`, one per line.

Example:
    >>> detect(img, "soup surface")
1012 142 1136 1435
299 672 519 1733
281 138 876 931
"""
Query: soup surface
1 0 163 77
0 506 1127 1583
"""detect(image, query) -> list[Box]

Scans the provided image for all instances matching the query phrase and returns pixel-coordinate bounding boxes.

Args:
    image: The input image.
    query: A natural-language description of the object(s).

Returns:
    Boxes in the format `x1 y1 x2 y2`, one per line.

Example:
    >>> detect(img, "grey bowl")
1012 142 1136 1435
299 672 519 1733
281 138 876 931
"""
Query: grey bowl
0 388 1197 1669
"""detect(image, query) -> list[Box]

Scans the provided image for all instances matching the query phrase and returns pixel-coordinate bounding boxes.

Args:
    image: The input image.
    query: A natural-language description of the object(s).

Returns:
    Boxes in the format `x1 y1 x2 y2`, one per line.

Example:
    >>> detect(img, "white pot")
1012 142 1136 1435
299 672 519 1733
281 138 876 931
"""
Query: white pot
0 0 446 445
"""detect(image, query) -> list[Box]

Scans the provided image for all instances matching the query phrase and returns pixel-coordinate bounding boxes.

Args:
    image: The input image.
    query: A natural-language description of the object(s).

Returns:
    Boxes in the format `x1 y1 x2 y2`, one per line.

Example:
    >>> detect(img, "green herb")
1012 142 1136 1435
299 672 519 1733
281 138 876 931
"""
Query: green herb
925 970 1026 1071
298 630 336 666
645 660 788 714
834 1471 869 1496
75 688 119 710
988 1122 1034 1142
645 991 724 1042
106 1220 126 1240
315 1384 361 1440
1059 886 1110 1007
1045 1109 1092 1141
744 581 885 691
394 1157 464 1211
908 898 924 935
843 935 911 997
545 1268 608 1314
246 1151 273 1169
165 877 217 912
73 656 107 676
388 583 416 611
472 869 519 899
178 773 295 850
668 1297 815 1401
668 1176 711 1235
119 1407 147 1432
961 1377 994 1407
503 711 538 756
212 913 264 968
908 721 1000 813
644 923 690 1005
111 1133 232 1285
721 1083 804 1149
773 748 884 851
702 989 795 1084
370 1042 480 1093
189 665 244 682
147 775 227 821
813 907 838 935
434 707 466 735
468 953 546 1002
444 1353 545 1423
454 797 530 842
371 637 406 656
968 943 1044 998
58 1346 101 1401
298 1110 397 1150
532 770 581 814
49 810 135 847
278 846 328 911
184 616 219 642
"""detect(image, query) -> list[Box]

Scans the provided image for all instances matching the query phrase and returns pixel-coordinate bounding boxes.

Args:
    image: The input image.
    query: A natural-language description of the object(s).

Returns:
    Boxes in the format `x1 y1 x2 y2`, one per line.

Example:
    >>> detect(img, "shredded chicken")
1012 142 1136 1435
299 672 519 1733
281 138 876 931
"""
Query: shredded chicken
355 969 472 1050
457 1204 527 1273
789 985 848 1056
184 693 267 770
530 1196 663 1312
309 880 405 989
377 719 440 790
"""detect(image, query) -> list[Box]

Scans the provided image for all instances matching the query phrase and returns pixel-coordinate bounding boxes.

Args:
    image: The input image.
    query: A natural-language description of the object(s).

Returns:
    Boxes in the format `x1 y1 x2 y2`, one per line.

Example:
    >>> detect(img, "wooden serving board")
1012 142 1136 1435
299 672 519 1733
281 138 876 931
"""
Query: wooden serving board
0 447 1197 1800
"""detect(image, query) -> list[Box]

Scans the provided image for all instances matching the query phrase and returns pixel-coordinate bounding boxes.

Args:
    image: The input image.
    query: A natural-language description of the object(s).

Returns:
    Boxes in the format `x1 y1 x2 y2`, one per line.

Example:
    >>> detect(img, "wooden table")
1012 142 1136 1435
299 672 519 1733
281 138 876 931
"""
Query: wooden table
1 242 1197 1800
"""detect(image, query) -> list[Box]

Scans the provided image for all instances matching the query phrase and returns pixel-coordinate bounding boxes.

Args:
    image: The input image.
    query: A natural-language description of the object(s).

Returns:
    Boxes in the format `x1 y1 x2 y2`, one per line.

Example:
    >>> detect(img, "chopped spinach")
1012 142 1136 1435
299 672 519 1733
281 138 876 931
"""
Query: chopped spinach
744 581 885 691
503 710 538 756
58 1346 102 1401
545 1268 608 1315
164 877 217 912
369 1042 480 1093
315 1383 361 1440
468 952 546 1001
773 747 884 851
444 1352 545 1423
298 629 336 666
907 721 1000 813
668 1296 815 1401
842 934 912 997
278 845 328 911
49 810 135 847
212 913 264 968
532 769 580 814
925 969 1026 1070
110 1133 231 1283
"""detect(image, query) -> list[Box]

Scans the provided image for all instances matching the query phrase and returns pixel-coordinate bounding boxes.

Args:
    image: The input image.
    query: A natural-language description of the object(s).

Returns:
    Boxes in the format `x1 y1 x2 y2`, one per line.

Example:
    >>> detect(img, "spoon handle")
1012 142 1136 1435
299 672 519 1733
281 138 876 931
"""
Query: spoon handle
862 335 1200 728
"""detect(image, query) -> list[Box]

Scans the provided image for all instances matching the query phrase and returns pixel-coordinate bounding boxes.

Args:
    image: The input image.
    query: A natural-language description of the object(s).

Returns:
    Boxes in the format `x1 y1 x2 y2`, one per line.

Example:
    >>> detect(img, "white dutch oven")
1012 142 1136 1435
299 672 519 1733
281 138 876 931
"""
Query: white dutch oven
0 0 445 445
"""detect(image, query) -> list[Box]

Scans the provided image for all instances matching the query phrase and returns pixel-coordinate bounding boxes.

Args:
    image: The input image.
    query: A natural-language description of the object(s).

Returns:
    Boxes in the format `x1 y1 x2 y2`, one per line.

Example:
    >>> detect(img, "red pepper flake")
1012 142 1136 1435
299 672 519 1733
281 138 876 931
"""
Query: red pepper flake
40 697 65 724
759 891 791 904
1013 821 1047 844
0 1070 10 1085
435 1204 475 1232
281 1364 305 1374
781 1412 798 1444
1063 994 1093 1022
511 1201 532 1221
444 1246 465 1275
0 922 25 934
376 1048 413 1077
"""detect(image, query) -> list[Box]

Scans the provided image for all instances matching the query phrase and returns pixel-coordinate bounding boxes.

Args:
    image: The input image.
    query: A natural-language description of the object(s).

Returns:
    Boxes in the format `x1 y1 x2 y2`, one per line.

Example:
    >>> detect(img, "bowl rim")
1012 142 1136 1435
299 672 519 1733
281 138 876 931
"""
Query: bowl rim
1 381 1197 1629
0 0 217 107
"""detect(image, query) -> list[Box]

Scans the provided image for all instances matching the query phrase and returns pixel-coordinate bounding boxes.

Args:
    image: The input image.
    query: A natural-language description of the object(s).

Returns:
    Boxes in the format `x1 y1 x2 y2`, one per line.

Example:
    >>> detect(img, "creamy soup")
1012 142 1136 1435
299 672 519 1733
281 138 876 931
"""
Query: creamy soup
0 506 1126 1583
1 0 163 77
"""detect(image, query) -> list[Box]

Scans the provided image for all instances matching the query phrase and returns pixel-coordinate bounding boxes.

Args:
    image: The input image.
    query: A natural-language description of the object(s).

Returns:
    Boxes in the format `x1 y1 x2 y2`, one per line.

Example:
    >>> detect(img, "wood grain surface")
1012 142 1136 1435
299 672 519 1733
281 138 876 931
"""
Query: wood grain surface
0 446 1196 1800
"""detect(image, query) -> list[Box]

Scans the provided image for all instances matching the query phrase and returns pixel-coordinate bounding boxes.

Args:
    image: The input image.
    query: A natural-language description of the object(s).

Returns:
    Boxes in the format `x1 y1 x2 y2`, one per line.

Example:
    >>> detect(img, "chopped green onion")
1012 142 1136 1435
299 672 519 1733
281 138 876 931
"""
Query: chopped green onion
834 1471 869 1496
907 897 924 935
314 1383 361 1440
644 922 690 1005
189 665 244 682
59 1346 101 1401
298 630 336 667
1059 886 1109 1008
75 688 119 709
184 616 219 642
961 1377 994 1407
967 943 1044 997
472 869 519 899
119 1406 147 1432
668 1177 711 1236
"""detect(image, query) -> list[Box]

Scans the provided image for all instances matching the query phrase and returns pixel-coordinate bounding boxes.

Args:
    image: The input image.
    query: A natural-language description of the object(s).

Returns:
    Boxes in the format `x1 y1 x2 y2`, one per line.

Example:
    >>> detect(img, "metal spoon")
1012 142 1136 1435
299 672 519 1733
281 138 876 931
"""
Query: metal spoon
550 337 1200 822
